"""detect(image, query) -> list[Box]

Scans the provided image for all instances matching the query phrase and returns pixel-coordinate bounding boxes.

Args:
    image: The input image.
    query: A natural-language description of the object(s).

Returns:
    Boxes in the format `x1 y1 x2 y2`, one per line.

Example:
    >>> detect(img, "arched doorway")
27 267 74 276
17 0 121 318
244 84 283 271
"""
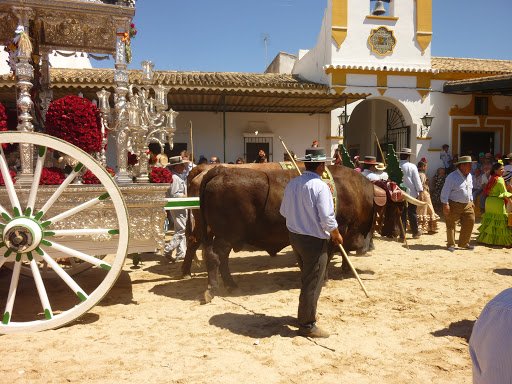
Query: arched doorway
344 97 412 161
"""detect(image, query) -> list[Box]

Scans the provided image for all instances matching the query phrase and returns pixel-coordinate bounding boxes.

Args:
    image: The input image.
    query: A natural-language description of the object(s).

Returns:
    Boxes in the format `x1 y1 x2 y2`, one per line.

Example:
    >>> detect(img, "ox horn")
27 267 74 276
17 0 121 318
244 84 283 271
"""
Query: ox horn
402 191 427 206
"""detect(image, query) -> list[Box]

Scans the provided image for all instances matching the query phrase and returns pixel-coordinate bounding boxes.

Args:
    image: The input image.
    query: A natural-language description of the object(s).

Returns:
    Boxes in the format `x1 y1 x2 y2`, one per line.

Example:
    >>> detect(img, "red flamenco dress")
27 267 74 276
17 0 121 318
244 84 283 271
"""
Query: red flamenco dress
477 176 512 246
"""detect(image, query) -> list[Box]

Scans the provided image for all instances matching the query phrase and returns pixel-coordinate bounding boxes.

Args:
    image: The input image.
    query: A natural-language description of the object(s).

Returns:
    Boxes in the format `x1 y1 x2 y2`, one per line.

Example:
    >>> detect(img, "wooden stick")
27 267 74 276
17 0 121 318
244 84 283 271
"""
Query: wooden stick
374 132 387 167
399 217 409 250
189 121 194 164
278 136 301 176
374 132 409 248
338 244 370 298
279 136 369 298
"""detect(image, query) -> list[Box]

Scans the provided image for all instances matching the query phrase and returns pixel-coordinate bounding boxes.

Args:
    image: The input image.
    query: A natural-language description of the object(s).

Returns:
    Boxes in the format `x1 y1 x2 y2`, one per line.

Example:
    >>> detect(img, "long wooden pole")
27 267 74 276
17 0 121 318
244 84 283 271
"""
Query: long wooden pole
278 136 301 176
189 121 194 164
374 133 409 250
278 137 370 298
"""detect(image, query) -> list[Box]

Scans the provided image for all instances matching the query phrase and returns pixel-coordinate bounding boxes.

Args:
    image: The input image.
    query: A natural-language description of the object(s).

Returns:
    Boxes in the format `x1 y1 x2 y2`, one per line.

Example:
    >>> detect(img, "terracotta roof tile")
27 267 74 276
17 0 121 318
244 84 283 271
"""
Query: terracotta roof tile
432 57 512 74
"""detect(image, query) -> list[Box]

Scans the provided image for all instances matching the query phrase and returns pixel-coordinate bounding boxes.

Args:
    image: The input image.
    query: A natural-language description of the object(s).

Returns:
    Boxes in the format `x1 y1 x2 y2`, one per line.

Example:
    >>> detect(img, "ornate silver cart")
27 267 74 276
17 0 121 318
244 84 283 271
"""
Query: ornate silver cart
0 1 184 333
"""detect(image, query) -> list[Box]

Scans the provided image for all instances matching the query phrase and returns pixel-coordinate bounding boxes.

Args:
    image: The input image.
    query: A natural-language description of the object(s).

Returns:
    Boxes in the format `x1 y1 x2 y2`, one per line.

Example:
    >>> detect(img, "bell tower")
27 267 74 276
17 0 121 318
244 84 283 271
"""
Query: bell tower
330 0 432 69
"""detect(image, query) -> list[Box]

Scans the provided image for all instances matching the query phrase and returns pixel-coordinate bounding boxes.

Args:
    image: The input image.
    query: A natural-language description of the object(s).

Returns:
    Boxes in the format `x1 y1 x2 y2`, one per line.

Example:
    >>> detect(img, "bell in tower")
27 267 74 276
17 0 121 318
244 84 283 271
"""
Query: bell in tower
371 0 388 16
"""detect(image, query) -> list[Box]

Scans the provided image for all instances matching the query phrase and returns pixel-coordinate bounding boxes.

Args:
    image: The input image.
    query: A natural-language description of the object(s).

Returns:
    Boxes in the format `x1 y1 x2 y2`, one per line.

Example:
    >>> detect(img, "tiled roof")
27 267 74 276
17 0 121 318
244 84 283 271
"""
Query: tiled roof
443 73 512 95
432 57 512 74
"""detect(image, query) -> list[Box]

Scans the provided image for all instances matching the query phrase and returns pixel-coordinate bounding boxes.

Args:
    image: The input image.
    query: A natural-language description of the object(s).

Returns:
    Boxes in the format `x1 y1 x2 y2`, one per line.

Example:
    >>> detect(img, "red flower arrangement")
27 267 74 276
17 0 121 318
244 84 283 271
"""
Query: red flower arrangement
149 166 172 183
0 101 9 150
130 23 137 38
82 167 116 184
39 167 65 185
147 151 158 165
46 95 103 154
128 152 138 166
0 170 16 186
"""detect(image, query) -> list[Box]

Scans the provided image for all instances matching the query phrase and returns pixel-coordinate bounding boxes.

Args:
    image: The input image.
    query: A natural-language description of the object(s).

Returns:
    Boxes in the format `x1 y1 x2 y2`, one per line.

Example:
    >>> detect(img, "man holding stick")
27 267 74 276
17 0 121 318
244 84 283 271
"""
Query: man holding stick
280 147 343 338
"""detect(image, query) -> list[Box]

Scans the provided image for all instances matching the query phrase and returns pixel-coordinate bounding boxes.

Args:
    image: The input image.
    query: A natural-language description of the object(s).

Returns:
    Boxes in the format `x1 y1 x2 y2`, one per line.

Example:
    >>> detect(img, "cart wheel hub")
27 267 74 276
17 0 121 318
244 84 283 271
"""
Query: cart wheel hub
2 218 42 253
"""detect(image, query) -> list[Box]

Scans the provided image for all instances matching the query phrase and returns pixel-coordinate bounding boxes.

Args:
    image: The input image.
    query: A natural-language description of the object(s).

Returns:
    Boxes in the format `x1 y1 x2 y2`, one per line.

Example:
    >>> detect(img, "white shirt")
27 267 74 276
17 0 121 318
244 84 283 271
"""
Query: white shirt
440 169 473 204
399 160 423 198
362 169 380 181
280 171 338 239
440 150 453 168
503 164 512 185
470 288 512 384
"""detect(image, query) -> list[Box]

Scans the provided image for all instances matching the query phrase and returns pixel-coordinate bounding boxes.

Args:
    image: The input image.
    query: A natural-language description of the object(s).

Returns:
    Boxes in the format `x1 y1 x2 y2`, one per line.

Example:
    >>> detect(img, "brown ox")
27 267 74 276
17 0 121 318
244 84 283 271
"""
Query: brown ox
197 165 401 303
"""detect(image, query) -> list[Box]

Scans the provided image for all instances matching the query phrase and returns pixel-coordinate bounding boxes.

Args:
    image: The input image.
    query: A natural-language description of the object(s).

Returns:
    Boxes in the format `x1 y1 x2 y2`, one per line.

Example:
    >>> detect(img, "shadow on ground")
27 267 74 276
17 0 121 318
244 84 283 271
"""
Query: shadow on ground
209 312 297 338
431 319 475 342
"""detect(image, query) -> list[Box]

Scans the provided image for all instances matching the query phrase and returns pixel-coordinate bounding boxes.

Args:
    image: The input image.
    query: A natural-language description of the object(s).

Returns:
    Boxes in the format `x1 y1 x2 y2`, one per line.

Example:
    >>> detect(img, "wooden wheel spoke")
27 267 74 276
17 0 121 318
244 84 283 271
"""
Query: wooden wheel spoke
45 193 110 225
29 258 53 320
44 241 112 270
0 146 21 216
48 228 119 237
39 249 89 302
26 146 47 216
2 260 21 325
37 163 84 220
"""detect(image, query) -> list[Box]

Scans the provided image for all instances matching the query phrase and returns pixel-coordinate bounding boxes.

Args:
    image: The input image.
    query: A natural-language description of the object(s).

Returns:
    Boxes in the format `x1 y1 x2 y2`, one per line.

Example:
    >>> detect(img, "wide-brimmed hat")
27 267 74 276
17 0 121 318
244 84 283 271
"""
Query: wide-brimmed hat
362 156 377 165
454 155 476 165
504 153 512 160
376 163 386 171
157 153 169 166
397 148 416 156
168 156 187 166
297 147 334 162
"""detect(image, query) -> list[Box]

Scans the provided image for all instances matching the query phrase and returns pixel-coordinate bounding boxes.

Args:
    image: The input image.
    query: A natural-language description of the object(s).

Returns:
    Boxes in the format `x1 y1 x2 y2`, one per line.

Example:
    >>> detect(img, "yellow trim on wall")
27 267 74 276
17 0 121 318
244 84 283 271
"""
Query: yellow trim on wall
366 15 399 21
449 96 512 117
332 86 346 95
377 88 387 96
331 72 347 86
415 0 432 53
377 73 387 87
417 89 430 102
332 0 348 49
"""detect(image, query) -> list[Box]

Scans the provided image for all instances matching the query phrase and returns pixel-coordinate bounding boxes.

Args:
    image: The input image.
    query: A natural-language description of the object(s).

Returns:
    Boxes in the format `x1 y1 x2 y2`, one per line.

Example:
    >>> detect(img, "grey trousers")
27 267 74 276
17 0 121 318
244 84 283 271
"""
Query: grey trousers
288 231 328 333
164 209 187 259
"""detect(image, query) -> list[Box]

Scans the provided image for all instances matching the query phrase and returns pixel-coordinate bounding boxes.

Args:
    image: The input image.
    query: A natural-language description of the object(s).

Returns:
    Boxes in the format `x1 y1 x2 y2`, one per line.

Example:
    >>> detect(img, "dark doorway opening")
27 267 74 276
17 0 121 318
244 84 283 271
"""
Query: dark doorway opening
246 142 269 163
460 131 494 158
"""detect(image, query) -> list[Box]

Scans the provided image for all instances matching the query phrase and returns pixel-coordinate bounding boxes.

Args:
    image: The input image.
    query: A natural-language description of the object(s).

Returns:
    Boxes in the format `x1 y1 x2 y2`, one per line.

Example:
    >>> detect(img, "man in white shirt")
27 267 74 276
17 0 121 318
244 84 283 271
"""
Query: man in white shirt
398 148 424 239
280 147 343 339
440 144 453 173
361 156 380 181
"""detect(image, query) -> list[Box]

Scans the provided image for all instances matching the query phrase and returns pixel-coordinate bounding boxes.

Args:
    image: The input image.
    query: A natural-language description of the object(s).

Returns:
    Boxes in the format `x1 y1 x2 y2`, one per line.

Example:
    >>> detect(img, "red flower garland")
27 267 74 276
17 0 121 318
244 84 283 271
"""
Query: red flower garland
128 152 138 166
39 167 65 185
147 151 158 165
149 166 172 183
82 167 116 184
0 170 16 186
46 95 103 154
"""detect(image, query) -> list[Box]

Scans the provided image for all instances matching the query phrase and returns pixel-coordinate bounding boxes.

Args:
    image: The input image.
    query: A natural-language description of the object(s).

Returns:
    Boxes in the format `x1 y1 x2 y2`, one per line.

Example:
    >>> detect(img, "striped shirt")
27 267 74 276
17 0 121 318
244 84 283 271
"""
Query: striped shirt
469 288 512 384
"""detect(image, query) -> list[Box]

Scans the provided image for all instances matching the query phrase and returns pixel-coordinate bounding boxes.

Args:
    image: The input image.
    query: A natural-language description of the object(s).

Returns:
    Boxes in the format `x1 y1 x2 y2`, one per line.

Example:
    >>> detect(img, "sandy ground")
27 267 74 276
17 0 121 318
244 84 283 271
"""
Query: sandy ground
1 214 511 384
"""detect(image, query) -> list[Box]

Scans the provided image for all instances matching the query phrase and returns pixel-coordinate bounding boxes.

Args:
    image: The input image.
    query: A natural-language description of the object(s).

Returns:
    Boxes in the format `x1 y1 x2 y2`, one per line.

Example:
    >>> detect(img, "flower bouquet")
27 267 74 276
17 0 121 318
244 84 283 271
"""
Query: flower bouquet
149 166 172 183
46 95 103 154
82 167 115 184
39 167 65 185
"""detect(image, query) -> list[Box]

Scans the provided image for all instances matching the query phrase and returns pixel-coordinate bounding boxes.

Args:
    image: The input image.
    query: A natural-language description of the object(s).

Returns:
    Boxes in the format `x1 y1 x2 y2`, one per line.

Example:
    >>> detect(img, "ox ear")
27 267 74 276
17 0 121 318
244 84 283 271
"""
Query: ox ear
402 191 427 206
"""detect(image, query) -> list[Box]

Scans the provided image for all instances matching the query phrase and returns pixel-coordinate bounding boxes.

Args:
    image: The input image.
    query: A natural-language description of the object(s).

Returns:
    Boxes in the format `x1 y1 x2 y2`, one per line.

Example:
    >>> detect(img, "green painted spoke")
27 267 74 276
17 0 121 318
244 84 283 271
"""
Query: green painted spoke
45 240 111 269
26 148 47 215
0 146 21 214
50 228 119 237
3 260 21 325
30 258 53 321
38 169 81 220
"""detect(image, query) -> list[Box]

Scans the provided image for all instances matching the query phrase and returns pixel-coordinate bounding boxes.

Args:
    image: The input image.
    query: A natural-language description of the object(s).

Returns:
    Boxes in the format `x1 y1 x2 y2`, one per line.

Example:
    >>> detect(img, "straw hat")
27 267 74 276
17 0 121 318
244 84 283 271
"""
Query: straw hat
396 148 416 156
376 163 386 171
454 155 476 165
168 156 187 166
157 153 168 166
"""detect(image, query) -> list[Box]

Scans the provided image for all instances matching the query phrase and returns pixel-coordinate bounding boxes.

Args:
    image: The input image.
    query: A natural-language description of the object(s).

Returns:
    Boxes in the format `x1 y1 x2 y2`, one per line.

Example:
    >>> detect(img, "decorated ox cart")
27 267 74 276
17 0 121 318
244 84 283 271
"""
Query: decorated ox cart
0 0 197 333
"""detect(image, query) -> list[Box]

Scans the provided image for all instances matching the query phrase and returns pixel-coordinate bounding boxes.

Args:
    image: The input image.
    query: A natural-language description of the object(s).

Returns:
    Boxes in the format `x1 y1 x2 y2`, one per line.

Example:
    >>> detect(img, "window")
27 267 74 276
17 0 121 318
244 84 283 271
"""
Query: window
474 97 488 116
244 136 273 163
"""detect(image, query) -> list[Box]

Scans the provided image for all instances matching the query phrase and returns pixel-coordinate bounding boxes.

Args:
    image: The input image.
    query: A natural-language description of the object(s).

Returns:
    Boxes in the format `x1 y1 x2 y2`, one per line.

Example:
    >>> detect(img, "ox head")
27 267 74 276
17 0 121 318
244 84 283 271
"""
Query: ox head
379 182 426 238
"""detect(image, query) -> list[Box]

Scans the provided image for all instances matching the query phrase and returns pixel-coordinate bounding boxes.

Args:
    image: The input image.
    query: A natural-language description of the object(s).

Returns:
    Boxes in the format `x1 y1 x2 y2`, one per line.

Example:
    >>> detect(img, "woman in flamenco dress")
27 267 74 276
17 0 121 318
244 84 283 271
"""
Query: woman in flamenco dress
477 163 512 246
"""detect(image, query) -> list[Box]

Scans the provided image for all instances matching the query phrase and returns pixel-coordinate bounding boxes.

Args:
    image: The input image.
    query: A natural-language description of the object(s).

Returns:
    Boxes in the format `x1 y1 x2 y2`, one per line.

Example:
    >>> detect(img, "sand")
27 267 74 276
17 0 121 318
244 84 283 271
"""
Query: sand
1 216 510 384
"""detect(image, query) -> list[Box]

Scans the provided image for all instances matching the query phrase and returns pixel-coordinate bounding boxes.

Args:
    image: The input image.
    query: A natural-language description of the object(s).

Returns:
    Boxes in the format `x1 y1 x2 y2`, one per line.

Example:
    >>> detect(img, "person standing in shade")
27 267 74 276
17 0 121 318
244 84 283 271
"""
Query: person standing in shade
440 155 476 252
280 147 343 339
440 144 453 174
361 156 380 181
164 156 188 262
398 148 424 239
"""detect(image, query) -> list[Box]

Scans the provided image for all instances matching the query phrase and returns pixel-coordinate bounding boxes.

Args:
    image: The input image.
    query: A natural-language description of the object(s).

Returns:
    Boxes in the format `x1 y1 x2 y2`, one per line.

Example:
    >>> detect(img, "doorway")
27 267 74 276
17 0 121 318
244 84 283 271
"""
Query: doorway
460 131 494 157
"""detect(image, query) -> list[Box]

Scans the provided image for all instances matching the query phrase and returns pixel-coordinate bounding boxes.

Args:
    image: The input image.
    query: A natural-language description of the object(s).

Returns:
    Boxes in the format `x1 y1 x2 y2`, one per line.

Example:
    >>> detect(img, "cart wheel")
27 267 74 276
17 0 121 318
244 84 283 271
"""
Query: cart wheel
0 132 129 333
11 254 108 278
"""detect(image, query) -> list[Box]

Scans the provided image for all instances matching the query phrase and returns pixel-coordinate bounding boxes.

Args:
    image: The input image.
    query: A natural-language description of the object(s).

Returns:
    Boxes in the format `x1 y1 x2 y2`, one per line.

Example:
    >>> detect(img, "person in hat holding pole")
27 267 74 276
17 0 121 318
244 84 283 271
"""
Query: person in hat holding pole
398 148 424 239
361 156 380 181
280 147 343 338
164 156 188 262
440 155 476 251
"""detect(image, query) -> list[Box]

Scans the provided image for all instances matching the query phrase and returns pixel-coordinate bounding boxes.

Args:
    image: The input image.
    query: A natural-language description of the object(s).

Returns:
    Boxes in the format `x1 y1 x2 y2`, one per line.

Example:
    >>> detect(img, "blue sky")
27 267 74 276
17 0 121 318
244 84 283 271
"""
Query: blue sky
94 0 512 72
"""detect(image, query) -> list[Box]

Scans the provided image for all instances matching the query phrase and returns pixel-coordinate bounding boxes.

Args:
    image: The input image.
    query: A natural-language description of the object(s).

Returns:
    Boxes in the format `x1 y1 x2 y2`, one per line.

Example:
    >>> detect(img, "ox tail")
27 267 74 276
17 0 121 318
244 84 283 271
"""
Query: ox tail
199 165 224 249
